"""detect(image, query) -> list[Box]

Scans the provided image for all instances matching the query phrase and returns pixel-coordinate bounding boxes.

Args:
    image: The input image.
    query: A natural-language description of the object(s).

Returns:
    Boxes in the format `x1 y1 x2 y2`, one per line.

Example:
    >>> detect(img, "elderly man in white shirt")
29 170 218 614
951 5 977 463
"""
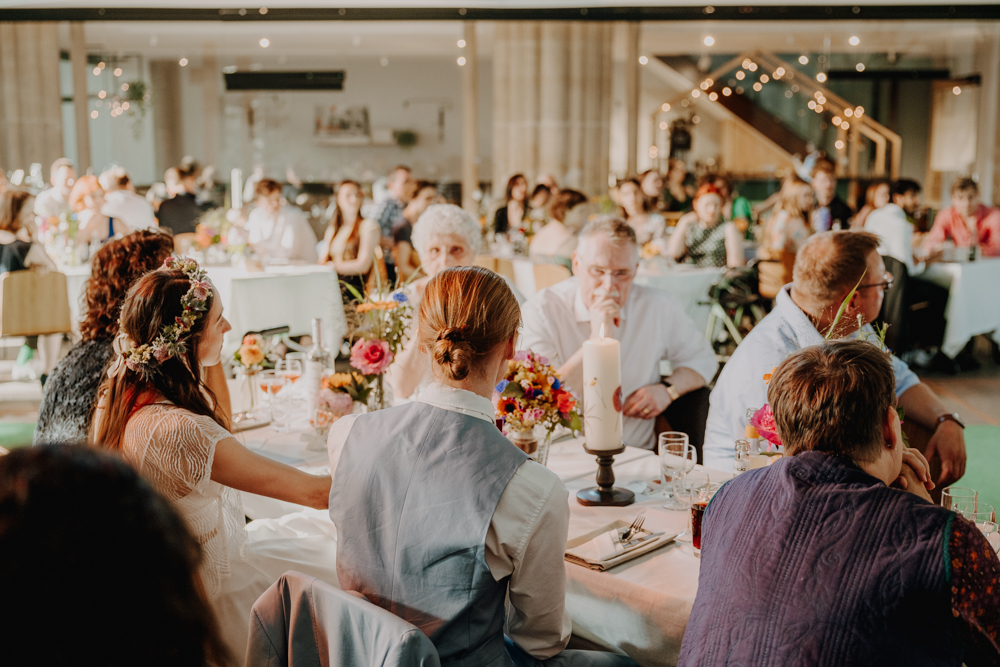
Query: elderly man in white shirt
246 178 318 263
99 167 157 230
521 216 718 452
704 231 966 487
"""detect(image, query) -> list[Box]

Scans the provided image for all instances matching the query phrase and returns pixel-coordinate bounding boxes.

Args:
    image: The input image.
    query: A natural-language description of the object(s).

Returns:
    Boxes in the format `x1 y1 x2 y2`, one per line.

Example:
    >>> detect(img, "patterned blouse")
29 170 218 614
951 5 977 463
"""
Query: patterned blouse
948 514 1000 664
684 221 728 267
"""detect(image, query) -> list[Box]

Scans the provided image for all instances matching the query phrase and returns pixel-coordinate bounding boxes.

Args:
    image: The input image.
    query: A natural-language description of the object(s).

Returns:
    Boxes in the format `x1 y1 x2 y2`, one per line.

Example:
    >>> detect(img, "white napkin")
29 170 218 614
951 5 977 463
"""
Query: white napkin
565 519 677 571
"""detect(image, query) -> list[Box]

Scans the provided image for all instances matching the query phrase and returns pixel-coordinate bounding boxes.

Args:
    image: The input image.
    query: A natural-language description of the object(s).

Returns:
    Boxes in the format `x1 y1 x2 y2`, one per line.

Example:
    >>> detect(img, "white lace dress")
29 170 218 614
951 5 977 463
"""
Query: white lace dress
121 404 339 662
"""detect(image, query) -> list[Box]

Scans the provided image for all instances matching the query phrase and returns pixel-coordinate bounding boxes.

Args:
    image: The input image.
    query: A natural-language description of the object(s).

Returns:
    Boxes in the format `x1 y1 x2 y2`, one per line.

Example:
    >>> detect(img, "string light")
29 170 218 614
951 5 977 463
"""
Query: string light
457 56 466 66
815 104 824 112
692 115 701 124
700 81 710 90
736 71 745 80
649 146 658 158
92 67 101 76
760 74 769 83
692 89 701 98
114 68 123 77
661 103 671 111
704 36 715 46
841 121 849 130
121 83 129 91
832 116 842 126
639 56 648 65
659 121 668 130
856 63 865 72
722 87 732 96
808 100 817 109
784 90 793 98
844 108 854 117
953 86 962 95
775 67 786 77
98 90 107 99
708 92 718 101
90 110 98 119
753 82 763 92
799 55 809 65
457 39 466 48
816 72 827 83
748 62 758 72
179 58 189 66
854 106 864 117
835 140 845 150
259 38 270 48
849 36 861 46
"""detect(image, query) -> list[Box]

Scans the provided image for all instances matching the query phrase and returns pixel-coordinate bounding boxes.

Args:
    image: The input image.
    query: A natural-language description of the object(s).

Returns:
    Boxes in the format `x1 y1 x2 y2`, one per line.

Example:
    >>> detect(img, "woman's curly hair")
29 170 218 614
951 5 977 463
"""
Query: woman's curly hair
79 229 175 342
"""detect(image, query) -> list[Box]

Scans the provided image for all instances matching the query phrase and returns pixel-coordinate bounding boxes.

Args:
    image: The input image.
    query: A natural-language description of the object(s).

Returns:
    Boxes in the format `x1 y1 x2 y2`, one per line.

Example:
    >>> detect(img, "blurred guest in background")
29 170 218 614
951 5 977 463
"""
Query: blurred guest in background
493 173 528 236
527 183 552 228
392 180 438 282
706 173 752 233
682 340 997 667
639 169 665 212
1 191 58 384
521 216 717 452
157 165 207 235
618 177 668 254
71 176 130 250
318 179 381 294
765 174 815 255
247 178 318 264
373 165 412 280
852 179 891 230
810 159 854 231
668 183 745 268
865 179 926 273
530 188 587 268
0 446 231 667
922 177 1000 257
33 158 75 223
537 173 560 196
99 166 157 231
663 160 694 213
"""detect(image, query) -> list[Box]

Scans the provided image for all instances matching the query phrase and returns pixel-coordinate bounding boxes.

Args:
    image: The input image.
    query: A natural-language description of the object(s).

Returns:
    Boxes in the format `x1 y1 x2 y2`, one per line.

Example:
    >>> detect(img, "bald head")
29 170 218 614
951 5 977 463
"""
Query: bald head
793 231 880 305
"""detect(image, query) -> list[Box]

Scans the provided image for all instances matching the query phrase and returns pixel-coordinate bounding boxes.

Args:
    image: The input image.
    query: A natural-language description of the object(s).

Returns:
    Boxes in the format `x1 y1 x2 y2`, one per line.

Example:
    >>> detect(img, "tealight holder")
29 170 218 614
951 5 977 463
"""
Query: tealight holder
576 445 635 507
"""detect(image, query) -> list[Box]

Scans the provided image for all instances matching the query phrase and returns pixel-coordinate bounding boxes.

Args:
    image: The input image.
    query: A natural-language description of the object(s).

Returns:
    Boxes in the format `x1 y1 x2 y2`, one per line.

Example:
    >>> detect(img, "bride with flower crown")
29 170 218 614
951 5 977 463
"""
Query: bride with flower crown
92 258 338 664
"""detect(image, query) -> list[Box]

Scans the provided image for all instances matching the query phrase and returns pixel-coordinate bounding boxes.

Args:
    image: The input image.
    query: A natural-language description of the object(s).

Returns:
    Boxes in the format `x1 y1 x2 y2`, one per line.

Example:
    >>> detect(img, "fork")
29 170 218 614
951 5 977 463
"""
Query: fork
620 515 646 543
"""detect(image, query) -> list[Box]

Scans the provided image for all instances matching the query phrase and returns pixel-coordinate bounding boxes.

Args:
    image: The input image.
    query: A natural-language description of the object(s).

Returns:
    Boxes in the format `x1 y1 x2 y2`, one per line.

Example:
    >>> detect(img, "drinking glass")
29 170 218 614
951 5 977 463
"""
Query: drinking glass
734 439 751 474
674 469 712 544
273 393 308 434
276 358 303 385
257 370 289 421
691 501 709 557
941 487 978 515
659 433 695 510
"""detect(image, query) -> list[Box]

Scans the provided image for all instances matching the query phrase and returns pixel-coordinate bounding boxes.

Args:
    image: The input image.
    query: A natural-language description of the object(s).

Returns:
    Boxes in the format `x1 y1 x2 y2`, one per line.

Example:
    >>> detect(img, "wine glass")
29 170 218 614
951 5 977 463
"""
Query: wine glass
276 358 303 385
257 370 289 421
941 486 978 515
673 469 711 545
660 435 696 511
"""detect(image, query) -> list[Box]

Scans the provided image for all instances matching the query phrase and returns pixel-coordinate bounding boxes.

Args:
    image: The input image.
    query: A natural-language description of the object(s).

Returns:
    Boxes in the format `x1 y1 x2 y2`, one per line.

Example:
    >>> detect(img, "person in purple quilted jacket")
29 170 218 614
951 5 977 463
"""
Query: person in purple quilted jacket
679 339 1000 667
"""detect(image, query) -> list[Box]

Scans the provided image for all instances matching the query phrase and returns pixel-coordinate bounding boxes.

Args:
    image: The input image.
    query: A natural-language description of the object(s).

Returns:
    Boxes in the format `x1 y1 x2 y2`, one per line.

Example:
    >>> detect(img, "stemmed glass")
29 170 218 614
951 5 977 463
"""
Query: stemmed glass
941 487 978 515
257 370 289 421
659 432 696 510
276 358 303 385
673 470 712 544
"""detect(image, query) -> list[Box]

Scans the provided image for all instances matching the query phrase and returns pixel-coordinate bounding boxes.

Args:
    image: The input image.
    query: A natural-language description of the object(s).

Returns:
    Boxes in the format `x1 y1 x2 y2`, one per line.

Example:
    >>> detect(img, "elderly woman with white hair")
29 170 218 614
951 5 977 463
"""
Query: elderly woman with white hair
387 204 523 401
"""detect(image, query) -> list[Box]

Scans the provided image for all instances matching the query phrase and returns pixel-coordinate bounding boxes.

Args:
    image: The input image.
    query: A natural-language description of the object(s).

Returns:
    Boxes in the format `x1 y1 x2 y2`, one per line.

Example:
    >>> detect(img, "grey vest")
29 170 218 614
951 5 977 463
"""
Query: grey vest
329 401 528 667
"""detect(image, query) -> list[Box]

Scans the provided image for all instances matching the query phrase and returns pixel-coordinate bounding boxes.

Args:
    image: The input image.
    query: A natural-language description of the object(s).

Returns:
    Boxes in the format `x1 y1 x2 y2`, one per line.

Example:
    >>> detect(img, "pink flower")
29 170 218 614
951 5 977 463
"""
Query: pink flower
318 389 354 417
750 404 782 449
191 281 211 301
350 338 394 375
153 345 172 362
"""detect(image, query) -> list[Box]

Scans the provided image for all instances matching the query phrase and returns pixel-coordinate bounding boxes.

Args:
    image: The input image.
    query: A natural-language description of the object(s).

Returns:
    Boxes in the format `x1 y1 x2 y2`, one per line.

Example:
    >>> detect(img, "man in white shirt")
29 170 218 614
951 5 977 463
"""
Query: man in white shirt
521 216 718 451
99 167 157 230
246 178 318 263
33 158 75 223
864 179 923 273
704 231 966 487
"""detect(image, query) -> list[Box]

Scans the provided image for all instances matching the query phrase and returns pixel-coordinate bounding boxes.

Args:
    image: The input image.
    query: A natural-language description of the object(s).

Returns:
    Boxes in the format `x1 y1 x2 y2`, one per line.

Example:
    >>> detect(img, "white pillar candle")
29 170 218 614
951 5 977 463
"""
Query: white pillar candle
582 327 624 450
231 168 243 210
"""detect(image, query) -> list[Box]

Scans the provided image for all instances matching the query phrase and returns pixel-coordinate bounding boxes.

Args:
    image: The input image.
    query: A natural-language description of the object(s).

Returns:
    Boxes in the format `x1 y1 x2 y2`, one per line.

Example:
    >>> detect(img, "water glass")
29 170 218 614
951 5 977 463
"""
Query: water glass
273 393 307 433
674 468 711 508
941 486 978 515
659 432 695 510
276 358 304 385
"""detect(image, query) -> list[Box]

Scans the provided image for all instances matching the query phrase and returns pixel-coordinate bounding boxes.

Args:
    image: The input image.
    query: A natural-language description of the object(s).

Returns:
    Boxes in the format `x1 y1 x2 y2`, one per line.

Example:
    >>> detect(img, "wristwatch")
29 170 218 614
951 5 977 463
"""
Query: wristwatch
935 413 966 430
661 380 681 402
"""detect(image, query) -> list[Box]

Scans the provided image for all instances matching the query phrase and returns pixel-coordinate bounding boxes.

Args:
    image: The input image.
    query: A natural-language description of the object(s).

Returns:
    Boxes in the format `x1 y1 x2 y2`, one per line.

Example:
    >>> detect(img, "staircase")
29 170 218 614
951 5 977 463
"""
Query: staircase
653 51 902 181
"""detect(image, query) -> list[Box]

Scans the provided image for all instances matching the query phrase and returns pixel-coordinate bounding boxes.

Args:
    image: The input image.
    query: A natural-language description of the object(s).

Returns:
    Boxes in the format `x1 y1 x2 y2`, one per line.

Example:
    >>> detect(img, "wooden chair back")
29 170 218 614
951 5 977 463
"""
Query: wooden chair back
0 270 72 337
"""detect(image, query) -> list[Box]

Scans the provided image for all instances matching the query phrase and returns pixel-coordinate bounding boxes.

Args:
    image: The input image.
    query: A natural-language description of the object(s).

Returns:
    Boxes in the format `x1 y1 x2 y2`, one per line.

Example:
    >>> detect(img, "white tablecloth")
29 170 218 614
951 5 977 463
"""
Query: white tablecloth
921 259 1000 357
635 266 726 335
237 423 731 667
62 263 347 355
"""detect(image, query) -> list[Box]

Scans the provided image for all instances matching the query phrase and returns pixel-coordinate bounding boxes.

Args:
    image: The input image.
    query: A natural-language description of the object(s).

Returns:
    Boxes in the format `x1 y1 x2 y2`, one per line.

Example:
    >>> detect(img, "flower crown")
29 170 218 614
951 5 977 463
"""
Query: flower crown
107 257 213 379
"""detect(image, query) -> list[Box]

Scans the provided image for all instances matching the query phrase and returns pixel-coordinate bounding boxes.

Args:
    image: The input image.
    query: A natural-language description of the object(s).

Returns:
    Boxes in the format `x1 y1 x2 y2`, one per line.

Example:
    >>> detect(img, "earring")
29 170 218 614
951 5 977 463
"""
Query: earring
885 439 894 449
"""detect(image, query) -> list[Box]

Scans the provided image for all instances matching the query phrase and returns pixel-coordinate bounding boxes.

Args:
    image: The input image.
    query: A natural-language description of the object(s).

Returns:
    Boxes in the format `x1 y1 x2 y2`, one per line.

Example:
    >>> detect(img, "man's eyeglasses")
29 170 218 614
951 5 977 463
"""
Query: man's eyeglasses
857 272 894 292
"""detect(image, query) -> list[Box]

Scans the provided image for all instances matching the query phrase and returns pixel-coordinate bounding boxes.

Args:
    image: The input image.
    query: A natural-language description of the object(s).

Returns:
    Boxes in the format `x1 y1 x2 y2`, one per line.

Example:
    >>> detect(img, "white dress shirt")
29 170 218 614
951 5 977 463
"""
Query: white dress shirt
102 189 157 230
864 203 920 274
327 383 572 659
33 187 71 220
703 284 922 471
246 204 319 263
521 277 718 450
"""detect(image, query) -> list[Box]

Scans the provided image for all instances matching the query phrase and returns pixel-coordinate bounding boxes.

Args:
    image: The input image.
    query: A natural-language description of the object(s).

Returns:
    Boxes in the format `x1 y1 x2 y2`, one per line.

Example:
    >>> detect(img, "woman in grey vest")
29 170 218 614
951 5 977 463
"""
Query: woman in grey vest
328 266 638 667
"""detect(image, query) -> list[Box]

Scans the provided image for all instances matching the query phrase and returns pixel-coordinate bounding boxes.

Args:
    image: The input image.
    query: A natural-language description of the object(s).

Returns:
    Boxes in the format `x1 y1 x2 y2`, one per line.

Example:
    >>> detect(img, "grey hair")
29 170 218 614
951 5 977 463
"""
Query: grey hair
412 204 482 257
576 214 638 253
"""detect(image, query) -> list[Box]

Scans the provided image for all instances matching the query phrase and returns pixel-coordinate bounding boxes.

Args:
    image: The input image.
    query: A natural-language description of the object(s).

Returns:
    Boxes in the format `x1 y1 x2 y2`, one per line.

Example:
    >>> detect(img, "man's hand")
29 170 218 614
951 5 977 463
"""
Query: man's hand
622 383 671 420
925 421 966 487
893 462 933 502
589 294 621 340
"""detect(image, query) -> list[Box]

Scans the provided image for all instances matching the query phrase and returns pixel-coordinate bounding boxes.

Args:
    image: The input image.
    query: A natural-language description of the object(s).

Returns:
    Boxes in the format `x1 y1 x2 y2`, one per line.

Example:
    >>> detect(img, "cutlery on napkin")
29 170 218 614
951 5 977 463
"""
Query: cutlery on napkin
565 519 677 571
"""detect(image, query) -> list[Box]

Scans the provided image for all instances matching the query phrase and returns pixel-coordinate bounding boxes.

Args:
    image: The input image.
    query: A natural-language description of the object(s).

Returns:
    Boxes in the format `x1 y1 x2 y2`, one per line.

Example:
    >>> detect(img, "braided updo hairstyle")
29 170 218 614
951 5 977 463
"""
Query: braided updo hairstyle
418 266 521 382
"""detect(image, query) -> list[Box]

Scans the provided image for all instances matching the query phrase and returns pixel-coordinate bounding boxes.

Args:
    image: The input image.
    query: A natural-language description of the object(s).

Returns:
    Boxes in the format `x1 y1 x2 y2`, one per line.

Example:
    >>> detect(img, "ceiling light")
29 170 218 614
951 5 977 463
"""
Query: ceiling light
259 7 268 14
113 68 123 77
661 103 671 111
639 56 648 65
704 36 715 47
856 63 865 72
92 67 100 76
649 146 658 158
121 83 129 91
179 58 188 66
98 62 105 69
457 39 466 48
953 86 962 95
799 55 809 65
259 38 270 48
659 121 668 130
709 92 718 101
835 140 845 149
816 72 827 83
722 87 732 96
849 36 861 46
90 110 98 119
98 90 106 99
692 115 701 124
457 56 466 66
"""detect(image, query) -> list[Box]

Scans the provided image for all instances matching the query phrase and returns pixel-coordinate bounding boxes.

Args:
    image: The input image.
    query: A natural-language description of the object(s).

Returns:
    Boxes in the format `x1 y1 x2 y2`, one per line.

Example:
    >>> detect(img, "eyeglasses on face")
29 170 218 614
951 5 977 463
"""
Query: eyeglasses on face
857 272 894 292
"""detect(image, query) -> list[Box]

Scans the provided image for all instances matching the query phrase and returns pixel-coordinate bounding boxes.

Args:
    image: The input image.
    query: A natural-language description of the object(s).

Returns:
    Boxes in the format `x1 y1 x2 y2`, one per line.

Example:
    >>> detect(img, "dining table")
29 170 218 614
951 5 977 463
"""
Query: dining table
60 262 348 356
235 415 733 667
920 258 1000 358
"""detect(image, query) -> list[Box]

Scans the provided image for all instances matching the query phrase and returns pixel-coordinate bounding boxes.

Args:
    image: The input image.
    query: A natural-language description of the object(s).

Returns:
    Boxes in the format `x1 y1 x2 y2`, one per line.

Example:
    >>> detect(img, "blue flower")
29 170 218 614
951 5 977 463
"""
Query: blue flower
392 292 408 303
552 378 561 391
495 379 510 393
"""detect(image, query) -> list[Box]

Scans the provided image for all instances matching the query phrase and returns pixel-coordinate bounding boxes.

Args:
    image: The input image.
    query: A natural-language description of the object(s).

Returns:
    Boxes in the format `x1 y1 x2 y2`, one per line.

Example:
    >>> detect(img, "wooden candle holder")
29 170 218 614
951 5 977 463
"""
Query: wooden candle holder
576 445 635 507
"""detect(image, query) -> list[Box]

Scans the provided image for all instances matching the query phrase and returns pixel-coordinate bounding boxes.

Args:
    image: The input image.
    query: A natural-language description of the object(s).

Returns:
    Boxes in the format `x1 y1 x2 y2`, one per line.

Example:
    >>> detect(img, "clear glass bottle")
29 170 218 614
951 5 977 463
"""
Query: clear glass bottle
745 408 761 456
304 318 328 416
734 439 751 474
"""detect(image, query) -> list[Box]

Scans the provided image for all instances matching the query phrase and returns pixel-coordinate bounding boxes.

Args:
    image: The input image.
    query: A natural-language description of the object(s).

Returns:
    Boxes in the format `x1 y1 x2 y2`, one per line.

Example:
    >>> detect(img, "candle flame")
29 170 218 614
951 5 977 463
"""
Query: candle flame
600 323 605 339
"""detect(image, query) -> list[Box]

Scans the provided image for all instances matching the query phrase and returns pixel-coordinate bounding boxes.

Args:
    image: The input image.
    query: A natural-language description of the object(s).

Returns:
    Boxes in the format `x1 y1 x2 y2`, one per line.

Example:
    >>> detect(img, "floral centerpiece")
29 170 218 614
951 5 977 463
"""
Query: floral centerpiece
495 351 583 465
313 372 371 430
195 208 231 249
343 279 413 411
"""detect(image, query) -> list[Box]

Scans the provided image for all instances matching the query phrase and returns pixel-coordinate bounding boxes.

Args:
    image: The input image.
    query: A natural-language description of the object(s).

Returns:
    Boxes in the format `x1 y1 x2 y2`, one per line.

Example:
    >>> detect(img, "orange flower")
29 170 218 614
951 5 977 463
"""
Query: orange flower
323 372 353 389
763 367 777 385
